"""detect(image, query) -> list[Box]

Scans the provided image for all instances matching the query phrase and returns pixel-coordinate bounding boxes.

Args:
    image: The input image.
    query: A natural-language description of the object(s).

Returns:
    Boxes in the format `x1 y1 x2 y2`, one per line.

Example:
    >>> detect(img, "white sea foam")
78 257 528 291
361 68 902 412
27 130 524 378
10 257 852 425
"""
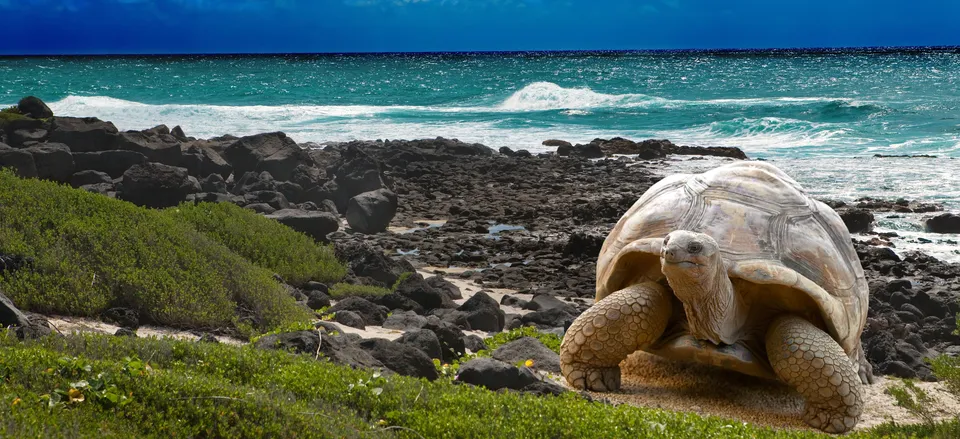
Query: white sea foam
499 81 664 110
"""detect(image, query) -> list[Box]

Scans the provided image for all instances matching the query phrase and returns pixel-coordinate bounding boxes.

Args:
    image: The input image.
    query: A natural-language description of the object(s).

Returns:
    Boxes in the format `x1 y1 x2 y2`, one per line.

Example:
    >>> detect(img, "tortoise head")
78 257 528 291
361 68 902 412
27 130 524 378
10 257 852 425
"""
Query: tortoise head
660 230 721 273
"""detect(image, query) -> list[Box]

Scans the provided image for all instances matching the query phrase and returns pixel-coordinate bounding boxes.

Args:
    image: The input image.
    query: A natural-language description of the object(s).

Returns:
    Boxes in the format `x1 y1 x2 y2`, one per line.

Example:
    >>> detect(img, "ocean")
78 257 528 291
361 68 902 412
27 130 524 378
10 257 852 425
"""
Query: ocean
1 50 958 260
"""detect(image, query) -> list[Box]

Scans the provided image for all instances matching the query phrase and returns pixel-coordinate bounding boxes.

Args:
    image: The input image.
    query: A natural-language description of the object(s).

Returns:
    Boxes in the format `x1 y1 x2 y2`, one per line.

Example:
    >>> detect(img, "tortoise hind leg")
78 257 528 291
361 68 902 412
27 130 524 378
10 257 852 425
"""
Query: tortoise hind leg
560 282 672 391
766 315 863 434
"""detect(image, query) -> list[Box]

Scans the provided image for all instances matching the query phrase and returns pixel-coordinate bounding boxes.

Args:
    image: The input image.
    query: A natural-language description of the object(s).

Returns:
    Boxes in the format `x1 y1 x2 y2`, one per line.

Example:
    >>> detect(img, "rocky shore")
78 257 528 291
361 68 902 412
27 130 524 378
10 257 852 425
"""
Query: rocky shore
1 96 958 391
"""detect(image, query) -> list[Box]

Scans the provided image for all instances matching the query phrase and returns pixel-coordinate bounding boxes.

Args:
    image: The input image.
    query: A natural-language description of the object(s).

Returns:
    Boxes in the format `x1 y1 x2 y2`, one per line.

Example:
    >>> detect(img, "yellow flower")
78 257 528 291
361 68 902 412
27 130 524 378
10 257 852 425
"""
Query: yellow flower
67 388 85 403
11 398 21 406
524 359 534 368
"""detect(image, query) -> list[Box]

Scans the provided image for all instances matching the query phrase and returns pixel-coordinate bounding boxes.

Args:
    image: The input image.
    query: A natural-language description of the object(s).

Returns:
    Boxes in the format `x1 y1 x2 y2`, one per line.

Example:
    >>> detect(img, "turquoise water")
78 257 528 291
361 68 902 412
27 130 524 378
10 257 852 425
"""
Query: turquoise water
1 51 958 259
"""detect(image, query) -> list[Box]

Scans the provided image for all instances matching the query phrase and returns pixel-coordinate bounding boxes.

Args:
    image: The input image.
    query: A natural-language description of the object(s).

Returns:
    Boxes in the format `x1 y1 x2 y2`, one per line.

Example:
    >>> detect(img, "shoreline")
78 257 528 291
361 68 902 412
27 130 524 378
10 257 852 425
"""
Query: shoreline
2 100 959 432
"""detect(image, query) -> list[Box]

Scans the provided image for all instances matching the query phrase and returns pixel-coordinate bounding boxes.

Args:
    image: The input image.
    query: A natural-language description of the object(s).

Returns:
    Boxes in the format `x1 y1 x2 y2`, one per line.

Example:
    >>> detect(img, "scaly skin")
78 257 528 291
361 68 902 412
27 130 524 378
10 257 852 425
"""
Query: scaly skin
766 315 864 434
560 282 672 391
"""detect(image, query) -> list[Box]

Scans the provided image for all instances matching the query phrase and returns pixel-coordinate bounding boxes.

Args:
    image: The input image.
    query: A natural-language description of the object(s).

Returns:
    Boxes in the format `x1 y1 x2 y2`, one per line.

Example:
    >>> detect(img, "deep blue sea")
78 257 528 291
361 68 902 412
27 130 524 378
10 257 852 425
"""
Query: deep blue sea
1 50 958 260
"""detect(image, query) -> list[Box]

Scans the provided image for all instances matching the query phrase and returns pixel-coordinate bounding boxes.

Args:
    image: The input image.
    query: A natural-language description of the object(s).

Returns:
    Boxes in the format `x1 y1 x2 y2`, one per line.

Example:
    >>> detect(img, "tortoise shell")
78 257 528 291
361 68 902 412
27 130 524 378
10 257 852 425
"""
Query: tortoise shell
595 161 868 355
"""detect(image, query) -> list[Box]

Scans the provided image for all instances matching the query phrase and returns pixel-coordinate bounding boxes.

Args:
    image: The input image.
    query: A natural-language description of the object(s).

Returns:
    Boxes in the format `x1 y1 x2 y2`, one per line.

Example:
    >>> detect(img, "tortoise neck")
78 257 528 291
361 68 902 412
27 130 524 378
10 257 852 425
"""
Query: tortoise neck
662 257 745 345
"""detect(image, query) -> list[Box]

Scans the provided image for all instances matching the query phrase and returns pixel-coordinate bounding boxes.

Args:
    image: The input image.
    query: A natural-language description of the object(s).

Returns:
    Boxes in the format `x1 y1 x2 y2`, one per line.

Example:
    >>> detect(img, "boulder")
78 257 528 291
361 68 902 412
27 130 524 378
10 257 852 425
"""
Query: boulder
69 170 112 188
326 146 386 212
25 143 74 182
397 329 443 360
456 358 537 391
305 290 331 310
457 291 505 332
373 293 426 316
395 272 454 311
232 171 278 195
72 150 147 178
48 117 119 152
523 294 578 316
520 307 576 329
118 162 198 209
345 189 398 234
17 96 53 119
186 192 244 205
276 181 305 204
117 132 183 166
329 296 388 326
423 321 466 363
542 139 572 148
223 132 305 181
0 289 32 329
243 191 291 211
925 213 960 234
171 126 188 141
0 147 38 178
556 143 573 156
840 208 875 234
334 240 411 287
382 310 429 331
253 330 384 370
572 143 604 159
491 337 561 373
333 310 366 329
100 307 139 330
8 129 47 147
426 276 462 300
180 144 232 179
358 338 438 380
200 173 228 193
265 209 339 242
463 334 488 353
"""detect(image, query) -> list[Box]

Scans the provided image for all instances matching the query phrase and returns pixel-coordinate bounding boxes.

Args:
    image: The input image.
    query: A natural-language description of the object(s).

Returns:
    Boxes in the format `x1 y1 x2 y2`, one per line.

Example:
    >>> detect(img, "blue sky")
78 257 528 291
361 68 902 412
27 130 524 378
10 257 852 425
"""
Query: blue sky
2 0 959 54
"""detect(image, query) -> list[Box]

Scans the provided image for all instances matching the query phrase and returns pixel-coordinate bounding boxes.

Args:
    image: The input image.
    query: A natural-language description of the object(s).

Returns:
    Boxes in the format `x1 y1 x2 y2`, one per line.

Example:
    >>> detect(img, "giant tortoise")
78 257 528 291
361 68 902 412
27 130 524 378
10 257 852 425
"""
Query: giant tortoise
559 161 873 433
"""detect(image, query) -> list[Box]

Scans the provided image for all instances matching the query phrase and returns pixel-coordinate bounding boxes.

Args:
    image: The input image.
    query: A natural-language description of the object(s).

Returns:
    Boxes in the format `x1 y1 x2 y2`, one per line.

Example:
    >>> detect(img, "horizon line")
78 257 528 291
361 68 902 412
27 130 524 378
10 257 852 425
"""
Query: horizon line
3 45 960 58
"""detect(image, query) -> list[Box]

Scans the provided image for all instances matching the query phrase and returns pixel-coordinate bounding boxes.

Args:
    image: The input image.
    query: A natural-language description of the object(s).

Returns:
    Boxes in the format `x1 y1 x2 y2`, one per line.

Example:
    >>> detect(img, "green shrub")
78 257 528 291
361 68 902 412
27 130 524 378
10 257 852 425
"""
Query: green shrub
167 202 346 286
0 170 311 334
2 331 959 439
0 106 27 123
328 283 391 299
931 355 960 397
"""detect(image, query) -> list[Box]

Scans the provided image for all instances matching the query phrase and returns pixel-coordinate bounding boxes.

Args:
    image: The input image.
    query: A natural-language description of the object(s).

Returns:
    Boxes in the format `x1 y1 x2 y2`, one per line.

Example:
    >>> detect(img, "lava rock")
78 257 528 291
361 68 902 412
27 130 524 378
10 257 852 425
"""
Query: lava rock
925 213 960 234
101 307 139 329
25 143 74 182
397 329 443 360
839 208 875 234
346 189 399 234
48 116 119 152
382 310 429 330
457 291 505 332
456 358 537 391
329 296 388 326
334 310 366 329
0 147 38 178
306 290 332 310
223 132 306 181
72 150 147 178
17 96 53 119
69 170 112 188
118 162 199 208
358 338 438 380
265 209 339 242
491 337 561 373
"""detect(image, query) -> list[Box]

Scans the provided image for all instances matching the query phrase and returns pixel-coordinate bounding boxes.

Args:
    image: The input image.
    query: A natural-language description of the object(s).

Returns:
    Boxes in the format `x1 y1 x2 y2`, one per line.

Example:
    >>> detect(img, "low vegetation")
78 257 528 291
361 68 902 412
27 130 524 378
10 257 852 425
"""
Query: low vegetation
2 331 959 439
167 202 345 285
0 105 27 123
0 170 322 335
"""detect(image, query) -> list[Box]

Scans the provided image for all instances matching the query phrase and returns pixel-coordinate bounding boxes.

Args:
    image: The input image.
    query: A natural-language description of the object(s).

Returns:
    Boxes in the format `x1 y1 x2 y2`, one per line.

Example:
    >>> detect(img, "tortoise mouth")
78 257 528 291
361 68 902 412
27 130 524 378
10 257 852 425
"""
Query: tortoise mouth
661 260 701 268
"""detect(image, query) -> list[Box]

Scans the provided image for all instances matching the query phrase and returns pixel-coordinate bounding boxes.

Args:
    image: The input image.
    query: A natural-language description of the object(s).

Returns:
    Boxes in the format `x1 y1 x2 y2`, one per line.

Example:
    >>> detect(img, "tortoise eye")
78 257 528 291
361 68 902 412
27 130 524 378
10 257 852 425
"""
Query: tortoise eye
687 242 703 254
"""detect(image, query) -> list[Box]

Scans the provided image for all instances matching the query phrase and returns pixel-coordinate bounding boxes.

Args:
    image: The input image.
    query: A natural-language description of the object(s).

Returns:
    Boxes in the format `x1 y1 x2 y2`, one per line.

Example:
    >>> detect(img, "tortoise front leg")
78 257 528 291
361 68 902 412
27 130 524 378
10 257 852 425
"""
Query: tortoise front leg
560 281 672 391
766 315 863 434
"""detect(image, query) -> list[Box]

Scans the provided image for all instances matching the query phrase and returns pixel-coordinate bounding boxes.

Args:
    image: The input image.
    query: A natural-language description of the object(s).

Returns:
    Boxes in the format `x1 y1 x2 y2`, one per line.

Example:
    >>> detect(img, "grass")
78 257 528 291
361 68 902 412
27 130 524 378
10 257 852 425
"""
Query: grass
328 272 412 299
0 105 27 124
1 331 958 439
167 202 346 286
0 169 318 336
